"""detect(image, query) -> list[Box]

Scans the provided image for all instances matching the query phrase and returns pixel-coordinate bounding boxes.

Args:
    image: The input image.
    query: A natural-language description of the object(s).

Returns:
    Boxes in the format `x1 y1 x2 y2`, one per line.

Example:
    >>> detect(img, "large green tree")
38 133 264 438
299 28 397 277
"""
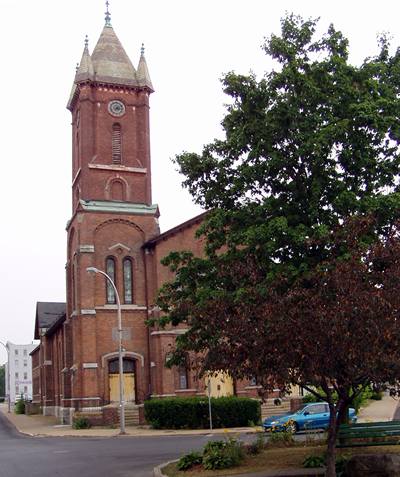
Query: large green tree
155 14 400 476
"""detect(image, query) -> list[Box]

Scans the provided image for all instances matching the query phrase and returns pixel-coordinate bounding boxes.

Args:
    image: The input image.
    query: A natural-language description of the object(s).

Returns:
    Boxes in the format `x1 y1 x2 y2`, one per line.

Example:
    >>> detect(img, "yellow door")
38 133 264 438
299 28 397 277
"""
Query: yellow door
109 373 135 402
206 372 234 397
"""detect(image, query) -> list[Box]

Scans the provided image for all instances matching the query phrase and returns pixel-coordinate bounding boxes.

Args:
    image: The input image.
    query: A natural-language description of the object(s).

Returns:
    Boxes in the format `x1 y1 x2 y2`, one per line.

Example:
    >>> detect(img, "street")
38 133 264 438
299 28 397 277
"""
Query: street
0 412 217 477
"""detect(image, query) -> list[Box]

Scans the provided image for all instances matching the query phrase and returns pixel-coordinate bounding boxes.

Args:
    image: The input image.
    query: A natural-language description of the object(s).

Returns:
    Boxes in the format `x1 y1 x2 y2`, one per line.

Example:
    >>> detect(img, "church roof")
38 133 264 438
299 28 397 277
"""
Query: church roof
34 302 66 339
144 211 208 247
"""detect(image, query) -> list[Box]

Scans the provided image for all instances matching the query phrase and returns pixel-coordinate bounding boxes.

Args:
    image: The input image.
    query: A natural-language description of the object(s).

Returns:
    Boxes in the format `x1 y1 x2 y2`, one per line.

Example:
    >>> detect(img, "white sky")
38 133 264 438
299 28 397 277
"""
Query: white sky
0 0 399 363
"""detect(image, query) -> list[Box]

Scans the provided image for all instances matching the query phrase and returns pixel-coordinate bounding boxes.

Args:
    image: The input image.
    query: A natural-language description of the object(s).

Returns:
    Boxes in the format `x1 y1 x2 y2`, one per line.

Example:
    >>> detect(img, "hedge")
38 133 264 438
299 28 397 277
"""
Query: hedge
144 396 260 429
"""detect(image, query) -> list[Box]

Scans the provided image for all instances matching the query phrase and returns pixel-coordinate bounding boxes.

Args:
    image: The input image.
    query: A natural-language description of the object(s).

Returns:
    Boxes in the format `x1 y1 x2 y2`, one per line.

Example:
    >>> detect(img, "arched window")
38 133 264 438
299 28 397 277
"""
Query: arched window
178 365 188 390
123 257 133 304
110 180 124 201
112 123 122 164
106 257 116 304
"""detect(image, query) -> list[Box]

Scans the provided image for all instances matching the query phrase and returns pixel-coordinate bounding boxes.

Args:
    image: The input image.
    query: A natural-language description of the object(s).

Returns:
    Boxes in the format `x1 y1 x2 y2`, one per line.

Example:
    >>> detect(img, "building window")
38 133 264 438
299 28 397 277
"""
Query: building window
23 349 27 357
15 386 19 395
123 257 133 304
23 360 27 367
24 372 28 380
249 376 257 386
24 386 28 394
106 257 116 304
178 366 188 390
15 360 18 367
15 372 19 380
14 350 18 356
112 123 122 164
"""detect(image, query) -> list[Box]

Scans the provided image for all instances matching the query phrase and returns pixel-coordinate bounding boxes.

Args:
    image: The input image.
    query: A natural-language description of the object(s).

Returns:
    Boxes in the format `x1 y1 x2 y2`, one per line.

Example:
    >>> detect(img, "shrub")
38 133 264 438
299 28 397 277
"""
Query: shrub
246 432 265 455
72 416 91 429
14 397 25 415
176 451 202 471
202 438 244 470
268 429 295 446
144 396 260 429
303 455 325 468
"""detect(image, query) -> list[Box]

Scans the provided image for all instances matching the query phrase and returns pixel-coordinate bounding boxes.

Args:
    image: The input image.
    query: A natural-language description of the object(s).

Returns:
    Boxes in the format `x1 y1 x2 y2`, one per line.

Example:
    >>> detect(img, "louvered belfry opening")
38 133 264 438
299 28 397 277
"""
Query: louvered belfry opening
112 123 122 164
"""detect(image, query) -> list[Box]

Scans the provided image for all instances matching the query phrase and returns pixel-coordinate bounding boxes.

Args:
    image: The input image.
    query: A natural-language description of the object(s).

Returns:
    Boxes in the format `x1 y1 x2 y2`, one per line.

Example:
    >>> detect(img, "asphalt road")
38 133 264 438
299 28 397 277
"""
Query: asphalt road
0 412 220 477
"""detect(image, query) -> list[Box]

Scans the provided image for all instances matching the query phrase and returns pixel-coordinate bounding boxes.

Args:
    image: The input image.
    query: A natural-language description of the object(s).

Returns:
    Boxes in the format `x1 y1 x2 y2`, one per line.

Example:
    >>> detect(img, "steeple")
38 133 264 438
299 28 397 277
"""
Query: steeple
137 44 154 92
91 25 137 87
75 35 94 83
67 4 154 110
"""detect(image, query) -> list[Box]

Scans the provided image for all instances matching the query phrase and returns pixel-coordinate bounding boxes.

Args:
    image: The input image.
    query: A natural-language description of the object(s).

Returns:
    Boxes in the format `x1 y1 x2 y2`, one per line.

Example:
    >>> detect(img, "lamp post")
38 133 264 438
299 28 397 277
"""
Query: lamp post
86 267 126 435
0 341 10 413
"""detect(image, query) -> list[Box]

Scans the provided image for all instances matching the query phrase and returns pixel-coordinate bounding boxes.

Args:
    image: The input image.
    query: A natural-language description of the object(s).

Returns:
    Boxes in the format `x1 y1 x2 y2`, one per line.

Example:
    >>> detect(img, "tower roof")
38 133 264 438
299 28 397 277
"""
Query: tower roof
75 35 94 83
67 6 154 110
91 25 138 87
137 44 154 92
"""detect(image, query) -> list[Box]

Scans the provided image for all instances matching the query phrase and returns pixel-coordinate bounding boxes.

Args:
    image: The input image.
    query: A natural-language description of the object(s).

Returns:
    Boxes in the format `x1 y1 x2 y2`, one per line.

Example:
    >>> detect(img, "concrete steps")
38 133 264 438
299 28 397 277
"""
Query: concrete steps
119 405 140 426
261 398 291 419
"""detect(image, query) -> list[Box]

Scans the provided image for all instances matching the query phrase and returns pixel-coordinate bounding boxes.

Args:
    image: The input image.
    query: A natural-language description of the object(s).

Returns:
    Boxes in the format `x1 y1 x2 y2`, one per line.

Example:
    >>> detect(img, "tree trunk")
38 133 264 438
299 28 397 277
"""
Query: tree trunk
325 424 337 477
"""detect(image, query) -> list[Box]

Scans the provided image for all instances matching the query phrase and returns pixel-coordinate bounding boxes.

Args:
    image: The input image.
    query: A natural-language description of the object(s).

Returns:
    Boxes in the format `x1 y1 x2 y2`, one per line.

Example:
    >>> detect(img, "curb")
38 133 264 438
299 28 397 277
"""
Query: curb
152 460 324 477
153 460 177 477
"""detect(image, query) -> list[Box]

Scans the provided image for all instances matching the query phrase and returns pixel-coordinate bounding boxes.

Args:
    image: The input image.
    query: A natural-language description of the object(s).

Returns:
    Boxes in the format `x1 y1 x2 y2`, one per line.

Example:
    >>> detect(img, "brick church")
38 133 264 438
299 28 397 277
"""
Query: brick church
31 8 288 425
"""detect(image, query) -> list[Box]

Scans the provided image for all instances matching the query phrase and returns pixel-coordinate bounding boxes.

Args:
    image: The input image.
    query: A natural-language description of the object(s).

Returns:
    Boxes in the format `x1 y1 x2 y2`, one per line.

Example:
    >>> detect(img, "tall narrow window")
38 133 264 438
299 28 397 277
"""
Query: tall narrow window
106 257 116 304
112 123 122 164
178 366 188 390
123 257 133 304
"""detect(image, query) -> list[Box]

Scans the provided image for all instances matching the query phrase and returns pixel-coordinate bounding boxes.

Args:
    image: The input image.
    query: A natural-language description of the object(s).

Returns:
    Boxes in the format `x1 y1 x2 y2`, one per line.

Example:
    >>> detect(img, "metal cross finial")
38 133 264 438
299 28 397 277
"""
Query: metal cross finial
141 43 145 56
105 0 111 26
84 34 89 49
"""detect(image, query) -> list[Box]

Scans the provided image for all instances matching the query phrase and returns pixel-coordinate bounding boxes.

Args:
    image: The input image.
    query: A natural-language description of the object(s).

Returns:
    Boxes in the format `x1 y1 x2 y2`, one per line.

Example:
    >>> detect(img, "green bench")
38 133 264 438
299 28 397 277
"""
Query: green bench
337 421 400 448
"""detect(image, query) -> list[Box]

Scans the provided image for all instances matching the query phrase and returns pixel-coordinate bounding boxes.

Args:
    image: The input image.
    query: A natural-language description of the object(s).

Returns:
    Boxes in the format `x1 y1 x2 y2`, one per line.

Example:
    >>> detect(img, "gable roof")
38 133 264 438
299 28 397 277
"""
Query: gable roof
34 302 66 339
144 211 208 248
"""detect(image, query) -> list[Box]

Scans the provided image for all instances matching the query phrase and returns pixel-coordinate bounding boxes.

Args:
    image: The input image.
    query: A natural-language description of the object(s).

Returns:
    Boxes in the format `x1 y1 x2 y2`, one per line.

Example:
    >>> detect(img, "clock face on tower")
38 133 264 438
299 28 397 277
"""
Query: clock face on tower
108 100 126 117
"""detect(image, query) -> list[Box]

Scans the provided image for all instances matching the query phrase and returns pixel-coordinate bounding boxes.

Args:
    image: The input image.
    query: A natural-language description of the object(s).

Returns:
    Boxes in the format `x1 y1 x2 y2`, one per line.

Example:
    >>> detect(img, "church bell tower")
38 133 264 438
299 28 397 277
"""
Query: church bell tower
62 3 159 416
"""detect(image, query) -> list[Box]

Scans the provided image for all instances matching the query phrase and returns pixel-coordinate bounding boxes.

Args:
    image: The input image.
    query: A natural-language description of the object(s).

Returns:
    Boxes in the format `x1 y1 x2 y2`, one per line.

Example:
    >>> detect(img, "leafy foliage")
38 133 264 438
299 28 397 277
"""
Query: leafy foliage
202 438 244 470
246 432 266 454
302 385 378 411
303 455 325 468
72 417 91 430
144 396 260 429
14 396 25 415
268 428 295 446
176 451 202 470
155 13 400 477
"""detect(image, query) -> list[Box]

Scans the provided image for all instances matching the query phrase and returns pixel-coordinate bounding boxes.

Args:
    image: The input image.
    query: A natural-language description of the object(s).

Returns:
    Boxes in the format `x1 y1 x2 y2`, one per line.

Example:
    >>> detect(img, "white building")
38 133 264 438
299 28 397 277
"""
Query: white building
5 342 37 403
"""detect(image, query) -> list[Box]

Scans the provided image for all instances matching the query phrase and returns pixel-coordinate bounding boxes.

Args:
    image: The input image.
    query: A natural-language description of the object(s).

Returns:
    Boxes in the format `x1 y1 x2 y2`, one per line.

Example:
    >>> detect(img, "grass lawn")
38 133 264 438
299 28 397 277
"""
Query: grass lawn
161 441 400 477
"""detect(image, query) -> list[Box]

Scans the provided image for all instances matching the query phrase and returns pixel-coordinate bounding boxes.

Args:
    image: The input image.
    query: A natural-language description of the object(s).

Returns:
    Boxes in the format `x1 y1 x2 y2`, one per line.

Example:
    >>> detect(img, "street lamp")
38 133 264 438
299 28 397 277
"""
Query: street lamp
86 266 126 435
0 341 11 413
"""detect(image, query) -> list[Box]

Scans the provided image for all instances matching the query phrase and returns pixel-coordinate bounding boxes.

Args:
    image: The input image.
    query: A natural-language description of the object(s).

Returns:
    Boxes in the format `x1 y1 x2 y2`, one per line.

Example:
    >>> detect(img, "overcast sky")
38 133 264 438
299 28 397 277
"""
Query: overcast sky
0 0 399 364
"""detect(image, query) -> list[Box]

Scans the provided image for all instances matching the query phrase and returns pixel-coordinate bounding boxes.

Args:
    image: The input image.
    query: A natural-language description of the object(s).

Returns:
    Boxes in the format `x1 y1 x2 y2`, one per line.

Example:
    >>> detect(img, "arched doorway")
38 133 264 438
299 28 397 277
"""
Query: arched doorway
108 358 136 403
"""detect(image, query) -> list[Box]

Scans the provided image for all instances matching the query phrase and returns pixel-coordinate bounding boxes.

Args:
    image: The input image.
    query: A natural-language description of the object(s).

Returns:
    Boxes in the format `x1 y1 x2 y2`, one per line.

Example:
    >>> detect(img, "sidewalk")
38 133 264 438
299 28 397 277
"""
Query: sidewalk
357 392 399 423
0 403 258 438
1 393 398 438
